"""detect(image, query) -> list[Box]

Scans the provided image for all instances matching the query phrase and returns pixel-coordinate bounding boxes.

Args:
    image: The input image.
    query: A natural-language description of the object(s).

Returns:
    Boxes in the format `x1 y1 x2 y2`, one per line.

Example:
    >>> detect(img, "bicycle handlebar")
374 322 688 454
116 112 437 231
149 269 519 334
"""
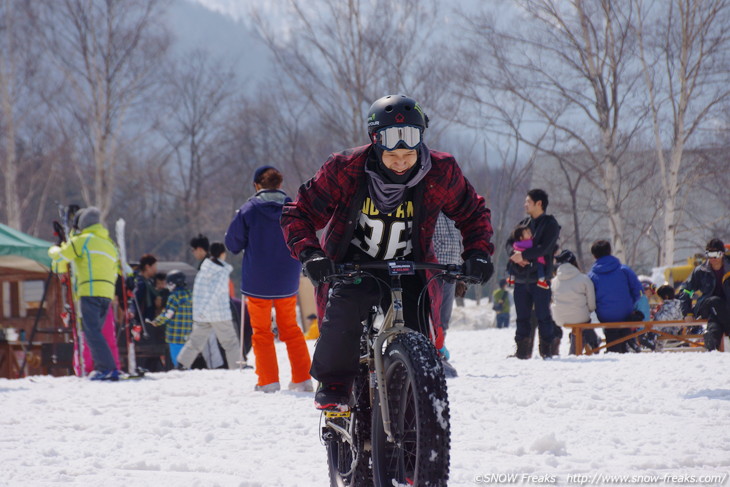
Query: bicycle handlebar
329 260 480 284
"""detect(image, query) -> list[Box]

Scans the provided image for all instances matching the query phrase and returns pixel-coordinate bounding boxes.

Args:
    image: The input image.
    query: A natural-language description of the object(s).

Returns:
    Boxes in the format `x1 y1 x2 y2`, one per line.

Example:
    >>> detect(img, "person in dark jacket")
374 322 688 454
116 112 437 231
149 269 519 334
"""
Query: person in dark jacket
280 94 495 411
133 253 168 371
508 189 561 359
226 166 312 393
587 239 643 353
679 238 730 351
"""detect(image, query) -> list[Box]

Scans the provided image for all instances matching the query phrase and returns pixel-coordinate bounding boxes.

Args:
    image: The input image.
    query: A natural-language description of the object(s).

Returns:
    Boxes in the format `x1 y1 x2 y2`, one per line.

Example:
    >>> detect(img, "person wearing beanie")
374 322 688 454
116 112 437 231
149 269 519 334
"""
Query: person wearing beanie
49 207 121 380
225 166 312 393
280 94 495 411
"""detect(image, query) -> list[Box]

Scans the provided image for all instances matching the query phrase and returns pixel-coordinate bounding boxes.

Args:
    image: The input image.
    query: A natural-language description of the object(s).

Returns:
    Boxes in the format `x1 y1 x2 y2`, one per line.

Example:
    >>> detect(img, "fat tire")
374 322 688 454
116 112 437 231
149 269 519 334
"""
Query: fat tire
326 369 373 486
372 332 450 487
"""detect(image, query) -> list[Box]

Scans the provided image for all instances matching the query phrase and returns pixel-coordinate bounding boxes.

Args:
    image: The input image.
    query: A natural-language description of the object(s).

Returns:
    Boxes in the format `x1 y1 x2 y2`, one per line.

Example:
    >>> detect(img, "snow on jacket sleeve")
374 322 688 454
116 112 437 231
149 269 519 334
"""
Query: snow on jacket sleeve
225 206 249 255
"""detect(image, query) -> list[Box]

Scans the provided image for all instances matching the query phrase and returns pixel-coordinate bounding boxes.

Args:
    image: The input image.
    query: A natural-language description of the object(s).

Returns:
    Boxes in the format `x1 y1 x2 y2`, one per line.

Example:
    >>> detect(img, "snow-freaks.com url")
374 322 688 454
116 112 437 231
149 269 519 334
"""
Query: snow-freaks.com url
473 472 729 485
566 473 728 485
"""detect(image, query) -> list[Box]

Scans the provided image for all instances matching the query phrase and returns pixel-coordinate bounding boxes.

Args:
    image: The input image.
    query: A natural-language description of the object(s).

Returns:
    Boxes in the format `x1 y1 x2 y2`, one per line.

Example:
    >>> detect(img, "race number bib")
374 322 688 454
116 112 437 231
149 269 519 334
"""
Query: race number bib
351 197 413 260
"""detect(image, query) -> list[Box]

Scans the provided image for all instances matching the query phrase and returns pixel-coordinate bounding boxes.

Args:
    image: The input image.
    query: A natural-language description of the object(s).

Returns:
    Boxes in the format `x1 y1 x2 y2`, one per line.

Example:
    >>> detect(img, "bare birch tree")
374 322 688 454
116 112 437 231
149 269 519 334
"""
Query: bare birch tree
633 0 730 267
38 0 170 223
0 0 53 230
455 0 646 262
251 0 444 153
155 49 236 241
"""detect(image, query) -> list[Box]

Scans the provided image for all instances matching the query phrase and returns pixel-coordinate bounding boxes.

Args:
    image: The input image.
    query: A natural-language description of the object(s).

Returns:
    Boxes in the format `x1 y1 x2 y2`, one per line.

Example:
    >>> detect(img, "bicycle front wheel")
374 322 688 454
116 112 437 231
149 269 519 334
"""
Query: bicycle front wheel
372 332 450 486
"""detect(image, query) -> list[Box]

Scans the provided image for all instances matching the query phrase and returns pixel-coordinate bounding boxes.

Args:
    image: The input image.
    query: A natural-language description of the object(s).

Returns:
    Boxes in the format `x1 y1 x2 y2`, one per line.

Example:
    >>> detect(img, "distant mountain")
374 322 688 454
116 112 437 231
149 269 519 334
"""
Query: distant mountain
164 0 273 82
171 0 485 84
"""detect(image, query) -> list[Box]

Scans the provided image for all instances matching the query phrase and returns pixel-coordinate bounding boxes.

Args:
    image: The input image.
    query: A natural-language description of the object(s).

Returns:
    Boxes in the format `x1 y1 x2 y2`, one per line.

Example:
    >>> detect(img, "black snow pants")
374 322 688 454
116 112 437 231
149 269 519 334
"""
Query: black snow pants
697 296 730 351
310 270 428 384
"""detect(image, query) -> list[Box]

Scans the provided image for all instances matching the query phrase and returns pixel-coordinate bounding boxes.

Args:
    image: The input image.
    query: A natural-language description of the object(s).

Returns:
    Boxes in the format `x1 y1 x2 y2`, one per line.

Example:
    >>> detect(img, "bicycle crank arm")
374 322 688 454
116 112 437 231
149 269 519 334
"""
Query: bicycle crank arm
324 419 353 444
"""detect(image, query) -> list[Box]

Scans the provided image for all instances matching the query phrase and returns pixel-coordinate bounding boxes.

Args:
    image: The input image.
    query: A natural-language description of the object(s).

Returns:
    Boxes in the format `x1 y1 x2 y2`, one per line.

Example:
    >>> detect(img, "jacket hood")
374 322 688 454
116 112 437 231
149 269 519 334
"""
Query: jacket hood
82 223 110 239
200 256 232 274
249 190 290 221
591 255 622 274
556 262 581 280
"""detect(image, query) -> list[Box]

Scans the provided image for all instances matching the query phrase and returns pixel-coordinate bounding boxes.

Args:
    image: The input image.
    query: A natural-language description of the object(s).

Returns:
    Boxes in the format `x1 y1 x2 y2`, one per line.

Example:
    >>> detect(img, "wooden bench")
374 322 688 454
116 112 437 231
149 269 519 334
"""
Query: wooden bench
562 320 720 355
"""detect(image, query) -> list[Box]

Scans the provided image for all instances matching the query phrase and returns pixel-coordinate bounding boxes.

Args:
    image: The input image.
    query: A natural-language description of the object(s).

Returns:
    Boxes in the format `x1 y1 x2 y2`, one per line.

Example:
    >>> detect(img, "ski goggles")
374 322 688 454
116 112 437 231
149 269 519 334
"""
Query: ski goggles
373 125 422 150
705 250 724 258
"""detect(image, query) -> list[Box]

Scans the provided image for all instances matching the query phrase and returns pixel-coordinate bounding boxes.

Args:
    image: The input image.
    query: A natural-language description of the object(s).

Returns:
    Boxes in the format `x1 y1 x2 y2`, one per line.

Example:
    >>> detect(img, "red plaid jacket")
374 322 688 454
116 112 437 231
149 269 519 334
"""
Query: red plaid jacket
281 144 494 346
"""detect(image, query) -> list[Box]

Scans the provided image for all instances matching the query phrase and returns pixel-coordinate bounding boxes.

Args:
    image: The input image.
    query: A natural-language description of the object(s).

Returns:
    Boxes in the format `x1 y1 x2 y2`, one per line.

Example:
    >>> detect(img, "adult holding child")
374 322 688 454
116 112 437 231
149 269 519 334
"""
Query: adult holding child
508 189 561 359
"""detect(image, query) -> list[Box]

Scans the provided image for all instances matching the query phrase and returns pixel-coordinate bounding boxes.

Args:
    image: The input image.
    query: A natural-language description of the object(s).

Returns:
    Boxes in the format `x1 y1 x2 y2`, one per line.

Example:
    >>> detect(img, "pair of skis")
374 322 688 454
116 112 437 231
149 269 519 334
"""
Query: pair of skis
52 205 86 376
116 219 153 379
115 218 142 376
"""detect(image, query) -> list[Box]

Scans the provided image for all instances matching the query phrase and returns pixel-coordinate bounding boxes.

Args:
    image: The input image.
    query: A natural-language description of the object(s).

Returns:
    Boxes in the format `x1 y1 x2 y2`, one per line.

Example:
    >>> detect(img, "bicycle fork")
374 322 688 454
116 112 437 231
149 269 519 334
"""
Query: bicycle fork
372 285 407 443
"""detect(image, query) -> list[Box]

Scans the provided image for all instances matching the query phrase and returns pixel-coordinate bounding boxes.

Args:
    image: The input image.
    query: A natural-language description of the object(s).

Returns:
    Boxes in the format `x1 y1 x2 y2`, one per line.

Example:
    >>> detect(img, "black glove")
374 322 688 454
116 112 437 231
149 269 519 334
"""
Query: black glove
302 252 335 285
462 253 494 284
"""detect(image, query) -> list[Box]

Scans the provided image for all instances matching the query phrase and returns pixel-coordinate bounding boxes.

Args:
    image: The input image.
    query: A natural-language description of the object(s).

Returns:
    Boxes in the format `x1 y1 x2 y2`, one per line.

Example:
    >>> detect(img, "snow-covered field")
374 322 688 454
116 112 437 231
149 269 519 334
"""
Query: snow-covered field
2 300 730 486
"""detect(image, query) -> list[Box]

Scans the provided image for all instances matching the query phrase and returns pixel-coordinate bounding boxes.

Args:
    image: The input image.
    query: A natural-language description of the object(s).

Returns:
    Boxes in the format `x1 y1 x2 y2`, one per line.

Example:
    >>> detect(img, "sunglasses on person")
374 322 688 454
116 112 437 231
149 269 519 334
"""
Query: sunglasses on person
373 125 422 150
705 250 724 258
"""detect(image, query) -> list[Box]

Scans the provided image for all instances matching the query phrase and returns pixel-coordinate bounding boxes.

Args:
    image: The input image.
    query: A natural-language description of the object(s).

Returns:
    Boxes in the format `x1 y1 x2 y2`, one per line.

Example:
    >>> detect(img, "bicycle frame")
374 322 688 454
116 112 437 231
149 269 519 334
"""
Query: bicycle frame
372 272 409 442
331 260 465 442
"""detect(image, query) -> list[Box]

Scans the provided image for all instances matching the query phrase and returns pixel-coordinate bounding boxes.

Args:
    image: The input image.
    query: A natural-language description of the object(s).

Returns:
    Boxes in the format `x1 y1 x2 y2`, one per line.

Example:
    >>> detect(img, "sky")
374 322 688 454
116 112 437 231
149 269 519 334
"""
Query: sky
3 300 730 486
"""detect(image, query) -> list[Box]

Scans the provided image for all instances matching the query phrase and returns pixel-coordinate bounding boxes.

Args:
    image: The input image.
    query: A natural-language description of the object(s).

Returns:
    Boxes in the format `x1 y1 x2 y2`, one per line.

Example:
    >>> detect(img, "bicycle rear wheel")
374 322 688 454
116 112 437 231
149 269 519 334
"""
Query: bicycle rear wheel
325 370 372 486
371 332 450 486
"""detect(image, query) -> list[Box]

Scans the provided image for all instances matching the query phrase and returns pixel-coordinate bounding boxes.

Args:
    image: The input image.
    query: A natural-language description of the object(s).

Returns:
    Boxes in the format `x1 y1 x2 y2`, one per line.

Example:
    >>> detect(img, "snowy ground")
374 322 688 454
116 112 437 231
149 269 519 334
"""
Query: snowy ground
2 300 730 487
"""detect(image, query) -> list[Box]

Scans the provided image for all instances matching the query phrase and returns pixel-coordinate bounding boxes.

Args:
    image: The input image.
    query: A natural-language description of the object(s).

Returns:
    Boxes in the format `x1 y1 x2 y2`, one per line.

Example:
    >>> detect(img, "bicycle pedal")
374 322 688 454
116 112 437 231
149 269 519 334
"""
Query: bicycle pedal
324 411 351 418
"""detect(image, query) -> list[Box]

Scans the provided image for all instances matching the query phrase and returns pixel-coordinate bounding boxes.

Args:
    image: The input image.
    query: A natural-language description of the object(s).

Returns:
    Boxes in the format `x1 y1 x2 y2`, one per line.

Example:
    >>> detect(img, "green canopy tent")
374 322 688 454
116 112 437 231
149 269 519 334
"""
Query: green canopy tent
0 223 53 273
0 223 63 378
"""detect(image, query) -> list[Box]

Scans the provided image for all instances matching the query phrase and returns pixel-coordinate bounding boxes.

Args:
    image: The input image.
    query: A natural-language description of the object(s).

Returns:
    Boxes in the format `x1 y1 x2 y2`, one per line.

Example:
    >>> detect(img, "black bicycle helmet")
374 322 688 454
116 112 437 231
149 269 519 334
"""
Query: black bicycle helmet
367 94 428 137
165 270 187 289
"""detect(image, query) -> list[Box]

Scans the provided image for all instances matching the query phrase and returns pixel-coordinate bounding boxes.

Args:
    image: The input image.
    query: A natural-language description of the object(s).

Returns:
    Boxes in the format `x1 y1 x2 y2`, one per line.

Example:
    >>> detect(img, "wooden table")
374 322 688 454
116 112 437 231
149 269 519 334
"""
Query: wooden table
0 341 44 378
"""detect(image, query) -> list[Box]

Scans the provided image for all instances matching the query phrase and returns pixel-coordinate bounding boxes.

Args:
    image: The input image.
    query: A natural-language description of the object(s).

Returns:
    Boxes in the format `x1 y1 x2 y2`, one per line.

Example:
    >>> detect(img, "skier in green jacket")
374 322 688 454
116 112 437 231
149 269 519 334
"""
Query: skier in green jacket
49 207 121 380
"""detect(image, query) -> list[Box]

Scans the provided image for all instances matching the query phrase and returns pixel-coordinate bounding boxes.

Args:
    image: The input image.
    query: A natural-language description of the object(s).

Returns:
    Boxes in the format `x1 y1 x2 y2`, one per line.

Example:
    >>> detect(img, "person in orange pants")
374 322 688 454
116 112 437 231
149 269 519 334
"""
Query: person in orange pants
225 166 312 393
247 295 312 390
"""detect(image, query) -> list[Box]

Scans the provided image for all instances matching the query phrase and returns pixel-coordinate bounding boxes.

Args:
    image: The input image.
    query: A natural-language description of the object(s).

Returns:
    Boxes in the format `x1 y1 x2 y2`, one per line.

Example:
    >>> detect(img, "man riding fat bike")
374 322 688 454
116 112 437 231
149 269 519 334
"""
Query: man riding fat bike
280 93 495 411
